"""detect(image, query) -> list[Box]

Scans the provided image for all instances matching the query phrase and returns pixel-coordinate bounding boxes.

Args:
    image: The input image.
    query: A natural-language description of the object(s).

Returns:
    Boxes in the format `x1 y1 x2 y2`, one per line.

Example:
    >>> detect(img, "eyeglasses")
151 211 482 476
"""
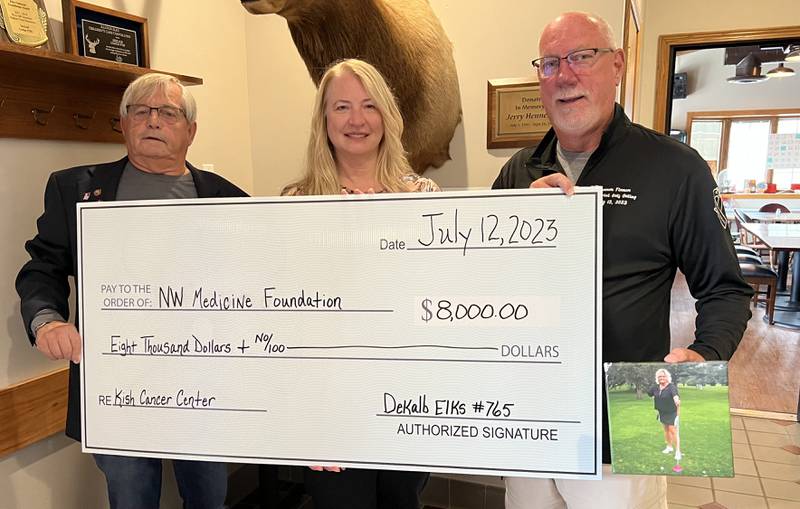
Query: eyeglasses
126 104 186 124
531 48 615 78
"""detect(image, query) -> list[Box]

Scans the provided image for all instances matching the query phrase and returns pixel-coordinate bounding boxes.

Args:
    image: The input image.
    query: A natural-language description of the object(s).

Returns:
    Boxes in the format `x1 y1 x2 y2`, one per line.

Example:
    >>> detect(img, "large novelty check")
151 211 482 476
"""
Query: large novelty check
78 188 602 479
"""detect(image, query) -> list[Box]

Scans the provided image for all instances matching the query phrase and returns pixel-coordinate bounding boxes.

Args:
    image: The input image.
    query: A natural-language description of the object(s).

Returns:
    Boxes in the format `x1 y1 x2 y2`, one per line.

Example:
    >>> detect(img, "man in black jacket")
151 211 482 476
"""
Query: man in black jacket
494 12 752 509
16 73 247 509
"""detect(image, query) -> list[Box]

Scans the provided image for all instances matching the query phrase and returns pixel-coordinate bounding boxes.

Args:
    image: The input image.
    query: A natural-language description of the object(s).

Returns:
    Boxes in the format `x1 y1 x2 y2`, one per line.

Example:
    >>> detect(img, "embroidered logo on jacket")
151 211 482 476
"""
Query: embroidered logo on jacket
602 187 638 207
713 188 727 229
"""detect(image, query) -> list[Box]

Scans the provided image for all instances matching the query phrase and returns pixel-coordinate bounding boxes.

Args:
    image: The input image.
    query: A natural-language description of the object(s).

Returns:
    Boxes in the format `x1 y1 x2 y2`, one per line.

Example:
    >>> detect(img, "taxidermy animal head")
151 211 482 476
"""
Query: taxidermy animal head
241 0 462 172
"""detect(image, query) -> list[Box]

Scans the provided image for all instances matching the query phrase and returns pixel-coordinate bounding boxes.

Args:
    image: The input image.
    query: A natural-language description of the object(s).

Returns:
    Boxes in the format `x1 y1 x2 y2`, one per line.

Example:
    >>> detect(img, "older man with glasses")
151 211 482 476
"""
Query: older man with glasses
16 73 247 509
493 12 752 509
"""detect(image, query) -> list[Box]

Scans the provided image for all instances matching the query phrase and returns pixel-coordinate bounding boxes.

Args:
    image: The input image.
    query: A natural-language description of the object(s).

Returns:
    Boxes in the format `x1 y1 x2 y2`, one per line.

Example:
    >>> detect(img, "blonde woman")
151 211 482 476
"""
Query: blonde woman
283 58 436 508
283 58 438 196
647 368 680 454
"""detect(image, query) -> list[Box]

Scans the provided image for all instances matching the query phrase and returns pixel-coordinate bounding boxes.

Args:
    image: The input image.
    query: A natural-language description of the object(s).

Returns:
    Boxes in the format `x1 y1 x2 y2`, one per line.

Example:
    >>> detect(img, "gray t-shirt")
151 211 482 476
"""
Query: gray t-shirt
31 162 198 335
116 161 198 200
556 142 593 184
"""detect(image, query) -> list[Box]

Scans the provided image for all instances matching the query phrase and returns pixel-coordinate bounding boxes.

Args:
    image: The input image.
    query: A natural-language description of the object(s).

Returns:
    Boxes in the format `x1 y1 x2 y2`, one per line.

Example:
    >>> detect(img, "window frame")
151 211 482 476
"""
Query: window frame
687 108 800 170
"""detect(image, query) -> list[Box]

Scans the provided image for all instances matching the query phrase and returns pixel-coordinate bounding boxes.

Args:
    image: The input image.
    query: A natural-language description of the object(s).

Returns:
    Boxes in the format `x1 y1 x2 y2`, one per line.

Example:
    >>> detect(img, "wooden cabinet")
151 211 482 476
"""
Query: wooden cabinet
0 42 201 143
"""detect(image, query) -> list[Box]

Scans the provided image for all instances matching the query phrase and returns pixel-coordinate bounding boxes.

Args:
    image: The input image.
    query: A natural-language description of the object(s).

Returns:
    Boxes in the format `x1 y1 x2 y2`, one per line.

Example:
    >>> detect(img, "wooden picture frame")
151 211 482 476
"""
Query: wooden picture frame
62 0 149 67
0 0 57 50
487 78 551 149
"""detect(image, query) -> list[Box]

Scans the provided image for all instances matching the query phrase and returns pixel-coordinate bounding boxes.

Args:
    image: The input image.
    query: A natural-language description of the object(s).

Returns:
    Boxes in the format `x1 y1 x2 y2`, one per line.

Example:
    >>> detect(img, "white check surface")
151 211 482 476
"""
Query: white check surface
78 188 602 478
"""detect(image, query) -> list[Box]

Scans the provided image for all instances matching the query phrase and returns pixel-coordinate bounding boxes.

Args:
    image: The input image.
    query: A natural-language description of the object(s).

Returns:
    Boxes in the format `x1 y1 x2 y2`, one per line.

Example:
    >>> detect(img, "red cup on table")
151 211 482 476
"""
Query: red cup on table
766 183 777 193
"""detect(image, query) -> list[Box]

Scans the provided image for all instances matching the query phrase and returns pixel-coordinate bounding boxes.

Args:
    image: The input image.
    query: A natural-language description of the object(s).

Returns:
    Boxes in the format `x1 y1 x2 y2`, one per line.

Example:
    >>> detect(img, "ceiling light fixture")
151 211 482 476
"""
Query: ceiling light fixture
787 45 800 62
726 53 768 83
766 63 795 77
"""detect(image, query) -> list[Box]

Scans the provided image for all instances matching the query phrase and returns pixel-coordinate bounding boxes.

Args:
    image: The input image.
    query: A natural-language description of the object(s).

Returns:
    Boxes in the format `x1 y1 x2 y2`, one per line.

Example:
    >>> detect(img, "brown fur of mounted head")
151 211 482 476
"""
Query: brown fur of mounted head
241 0 462 172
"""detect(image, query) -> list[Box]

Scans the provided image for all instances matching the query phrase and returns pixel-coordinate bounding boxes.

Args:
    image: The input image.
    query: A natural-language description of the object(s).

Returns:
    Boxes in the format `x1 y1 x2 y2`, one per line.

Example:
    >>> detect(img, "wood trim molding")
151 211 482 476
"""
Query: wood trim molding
0 368 68 457
620 0 642 120
687 108 800 120
686 109 800 166
654 25 800 134
730 407 798 422
720 119 731 170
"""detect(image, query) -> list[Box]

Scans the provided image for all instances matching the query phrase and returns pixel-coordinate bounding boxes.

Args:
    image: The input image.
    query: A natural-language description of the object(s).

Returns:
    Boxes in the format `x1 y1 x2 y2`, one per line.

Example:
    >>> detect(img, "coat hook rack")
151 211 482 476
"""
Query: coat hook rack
73 111 96 130
32 105 55 126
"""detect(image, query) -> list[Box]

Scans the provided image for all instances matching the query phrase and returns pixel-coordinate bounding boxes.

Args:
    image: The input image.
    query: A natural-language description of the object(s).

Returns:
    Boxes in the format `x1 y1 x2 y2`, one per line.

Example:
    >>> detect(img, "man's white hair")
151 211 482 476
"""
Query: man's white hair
119 73 197 123
541 12 618 50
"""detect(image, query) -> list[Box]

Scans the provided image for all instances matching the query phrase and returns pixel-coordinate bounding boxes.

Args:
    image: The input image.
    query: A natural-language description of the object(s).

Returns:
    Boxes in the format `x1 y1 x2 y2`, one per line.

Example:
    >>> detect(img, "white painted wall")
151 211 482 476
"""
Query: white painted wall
1 2 253 507
22 0 790 506
246 0 626 195
26 0 800 505
4 1 628 505
671 48 799 131
638 0 800 130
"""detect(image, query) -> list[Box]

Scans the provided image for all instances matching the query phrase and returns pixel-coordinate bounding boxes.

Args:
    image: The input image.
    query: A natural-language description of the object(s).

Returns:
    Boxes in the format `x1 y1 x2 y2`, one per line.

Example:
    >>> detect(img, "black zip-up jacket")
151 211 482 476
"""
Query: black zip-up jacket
493 105 753 463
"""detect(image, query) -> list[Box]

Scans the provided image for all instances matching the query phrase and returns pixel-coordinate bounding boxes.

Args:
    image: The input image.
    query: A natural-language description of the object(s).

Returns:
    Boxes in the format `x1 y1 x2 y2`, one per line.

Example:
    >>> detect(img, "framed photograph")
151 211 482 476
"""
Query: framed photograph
486 78 551 149
0 0 57 50
62 0 149 67
604 361 733 478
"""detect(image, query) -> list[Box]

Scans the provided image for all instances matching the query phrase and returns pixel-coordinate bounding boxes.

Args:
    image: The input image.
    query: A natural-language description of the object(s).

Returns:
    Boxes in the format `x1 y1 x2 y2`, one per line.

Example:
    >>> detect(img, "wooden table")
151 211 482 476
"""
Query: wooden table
743 212 800 291
740 223 800 329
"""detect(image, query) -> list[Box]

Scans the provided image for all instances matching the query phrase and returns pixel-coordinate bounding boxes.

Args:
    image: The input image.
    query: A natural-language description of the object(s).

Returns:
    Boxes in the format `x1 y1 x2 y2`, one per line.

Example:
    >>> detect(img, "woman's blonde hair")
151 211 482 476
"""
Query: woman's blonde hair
655 368 672 383
284 59 413 196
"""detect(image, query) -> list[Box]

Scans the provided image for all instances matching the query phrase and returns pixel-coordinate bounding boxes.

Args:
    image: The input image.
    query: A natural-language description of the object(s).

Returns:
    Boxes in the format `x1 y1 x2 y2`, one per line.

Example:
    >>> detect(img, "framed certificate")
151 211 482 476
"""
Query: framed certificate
487 78 551 149
62 0 149 67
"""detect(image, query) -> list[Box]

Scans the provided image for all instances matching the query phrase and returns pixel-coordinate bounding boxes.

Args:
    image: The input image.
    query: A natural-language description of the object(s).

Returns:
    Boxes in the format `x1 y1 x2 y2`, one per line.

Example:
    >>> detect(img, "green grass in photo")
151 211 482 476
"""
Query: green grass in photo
608 385 733 477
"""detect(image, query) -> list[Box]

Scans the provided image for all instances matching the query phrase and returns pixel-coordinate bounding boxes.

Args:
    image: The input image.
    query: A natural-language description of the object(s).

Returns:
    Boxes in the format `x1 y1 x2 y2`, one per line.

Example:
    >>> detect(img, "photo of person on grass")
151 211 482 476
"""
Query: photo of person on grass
604 362 733 477
648 368 680 455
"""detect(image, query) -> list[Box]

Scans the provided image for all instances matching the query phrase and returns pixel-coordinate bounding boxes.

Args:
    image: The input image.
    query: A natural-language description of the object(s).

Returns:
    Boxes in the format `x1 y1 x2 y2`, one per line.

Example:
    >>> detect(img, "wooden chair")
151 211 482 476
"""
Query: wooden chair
737 253 763 265
758 203 792 271
758 203 790 214
735 245 760 258
739 263 777 324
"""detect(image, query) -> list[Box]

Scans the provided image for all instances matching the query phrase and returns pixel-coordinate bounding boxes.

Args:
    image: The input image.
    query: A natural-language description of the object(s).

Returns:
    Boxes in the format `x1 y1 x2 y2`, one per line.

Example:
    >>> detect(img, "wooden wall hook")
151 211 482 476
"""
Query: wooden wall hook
31 105 55 126
73 111 96 130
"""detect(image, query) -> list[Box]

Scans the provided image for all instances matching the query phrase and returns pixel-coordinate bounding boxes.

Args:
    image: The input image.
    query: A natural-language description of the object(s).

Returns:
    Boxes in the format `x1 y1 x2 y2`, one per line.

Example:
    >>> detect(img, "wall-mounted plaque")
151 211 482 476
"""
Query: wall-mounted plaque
487 78 551 149
0 0 56 50
62 0 149 67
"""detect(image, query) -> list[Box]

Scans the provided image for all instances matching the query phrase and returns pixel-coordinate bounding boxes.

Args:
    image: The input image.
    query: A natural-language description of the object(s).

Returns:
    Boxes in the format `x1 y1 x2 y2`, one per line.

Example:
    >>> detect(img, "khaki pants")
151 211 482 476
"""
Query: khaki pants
505 465 668 509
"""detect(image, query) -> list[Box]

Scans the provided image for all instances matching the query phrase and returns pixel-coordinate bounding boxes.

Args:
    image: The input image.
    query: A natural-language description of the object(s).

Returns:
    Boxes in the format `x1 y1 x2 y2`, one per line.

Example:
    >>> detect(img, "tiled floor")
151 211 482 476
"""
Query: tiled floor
667 415 800 509
233 415 800 509
421 415 800 509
